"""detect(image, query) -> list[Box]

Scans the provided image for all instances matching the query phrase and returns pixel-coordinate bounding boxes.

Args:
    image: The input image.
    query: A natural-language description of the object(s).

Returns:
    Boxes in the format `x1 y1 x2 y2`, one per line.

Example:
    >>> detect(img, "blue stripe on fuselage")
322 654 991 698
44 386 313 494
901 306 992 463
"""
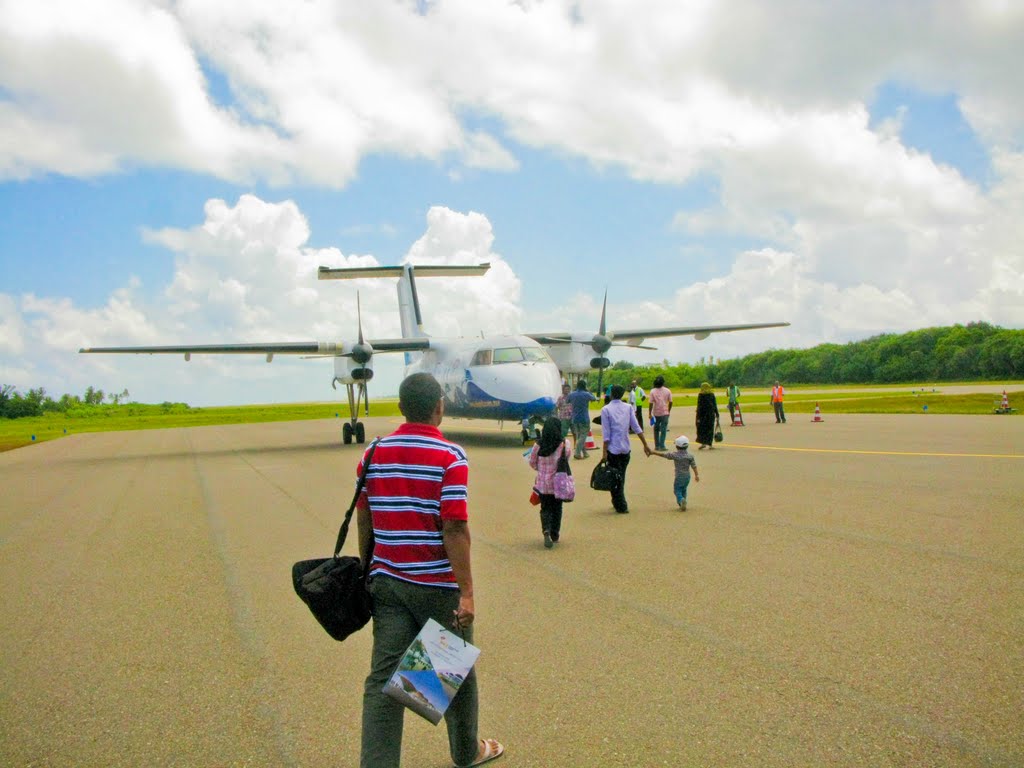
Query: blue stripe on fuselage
444 381 555 421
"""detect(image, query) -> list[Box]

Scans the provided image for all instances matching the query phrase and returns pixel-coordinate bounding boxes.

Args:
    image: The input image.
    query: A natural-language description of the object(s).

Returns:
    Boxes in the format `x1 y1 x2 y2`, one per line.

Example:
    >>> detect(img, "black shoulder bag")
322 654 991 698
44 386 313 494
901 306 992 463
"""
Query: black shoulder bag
291 438 380 641
590 458 622 492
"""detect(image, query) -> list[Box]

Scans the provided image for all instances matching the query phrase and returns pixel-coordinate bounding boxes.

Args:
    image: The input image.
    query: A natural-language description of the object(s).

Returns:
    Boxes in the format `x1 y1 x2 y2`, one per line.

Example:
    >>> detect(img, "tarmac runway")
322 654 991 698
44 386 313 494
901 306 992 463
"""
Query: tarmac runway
1 409 1022 767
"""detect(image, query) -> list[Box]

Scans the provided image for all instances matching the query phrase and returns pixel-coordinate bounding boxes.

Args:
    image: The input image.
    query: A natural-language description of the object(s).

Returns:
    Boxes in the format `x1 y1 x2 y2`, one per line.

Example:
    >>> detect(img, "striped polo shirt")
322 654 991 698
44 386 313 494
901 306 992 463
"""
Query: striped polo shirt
356 422 469 588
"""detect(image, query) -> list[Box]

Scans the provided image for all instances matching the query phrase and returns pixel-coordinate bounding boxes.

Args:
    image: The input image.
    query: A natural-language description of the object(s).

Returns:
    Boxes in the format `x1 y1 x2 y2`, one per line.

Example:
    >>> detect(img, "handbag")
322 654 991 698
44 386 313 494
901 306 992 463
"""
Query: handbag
714 416 724 443
590 458 622 492
292 438 380 641
552 443 575 502
529 488 541 506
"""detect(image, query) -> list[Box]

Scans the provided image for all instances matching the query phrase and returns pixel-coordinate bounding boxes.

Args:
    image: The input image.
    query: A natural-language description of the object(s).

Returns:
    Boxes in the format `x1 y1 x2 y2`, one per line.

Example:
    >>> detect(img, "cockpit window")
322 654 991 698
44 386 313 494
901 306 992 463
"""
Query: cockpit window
523 346 551 362
470 349 493 366
474 346 552 365
492 347 525 364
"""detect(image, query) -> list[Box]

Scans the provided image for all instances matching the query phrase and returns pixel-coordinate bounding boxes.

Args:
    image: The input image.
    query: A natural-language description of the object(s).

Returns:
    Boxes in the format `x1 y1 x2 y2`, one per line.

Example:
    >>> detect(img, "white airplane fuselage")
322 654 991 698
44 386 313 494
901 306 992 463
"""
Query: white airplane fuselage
404 335 561 422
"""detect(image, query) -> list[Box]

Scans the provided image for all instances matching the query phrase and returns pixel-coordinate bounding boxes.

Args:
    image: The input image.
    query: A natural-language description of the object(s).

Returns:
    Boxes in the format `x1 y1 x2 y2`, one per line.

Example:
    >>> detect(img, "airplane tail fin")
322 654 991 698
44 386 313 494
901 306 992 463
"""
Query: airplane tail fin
318 263 491 363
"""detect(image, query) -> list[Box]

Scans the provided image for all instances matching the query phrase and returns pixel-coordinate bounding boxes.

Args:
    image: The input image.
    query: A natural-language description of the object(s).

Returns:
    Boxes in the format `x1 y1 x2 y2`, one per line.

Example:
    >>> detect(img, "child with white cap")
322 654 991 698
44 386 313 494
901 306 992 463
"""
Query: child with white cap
651 435 700 510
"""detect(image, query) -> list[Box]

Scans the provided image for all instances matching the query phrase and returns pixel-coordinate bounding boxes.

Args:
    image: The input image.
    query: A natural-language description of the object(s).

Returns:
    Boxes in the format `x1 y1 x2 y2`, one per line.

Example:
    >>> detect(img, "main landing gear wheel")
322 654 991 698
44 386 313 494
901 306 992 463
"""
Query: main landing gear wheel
342 422 354 444
355 422 365 443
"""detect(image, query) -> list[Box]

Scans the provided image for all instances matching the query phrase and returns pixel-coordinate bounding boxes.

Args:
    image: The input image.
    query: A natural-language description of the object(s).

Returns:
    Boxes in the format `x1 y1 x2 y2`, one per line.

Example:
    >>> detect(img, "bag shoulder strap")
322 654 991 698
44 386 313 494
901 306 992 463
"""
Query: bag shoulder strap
333 437 381 557
558 441 572 474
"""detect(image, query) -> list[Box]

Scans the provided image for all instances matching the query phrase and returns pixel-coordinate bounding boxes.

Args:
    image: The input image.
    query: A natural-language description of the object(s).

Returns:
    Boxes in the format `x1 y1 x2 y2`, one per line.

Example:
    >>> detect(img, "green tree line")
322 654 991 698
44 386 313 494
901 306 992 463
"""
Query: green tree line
598 322 1024 391
0 385 133 419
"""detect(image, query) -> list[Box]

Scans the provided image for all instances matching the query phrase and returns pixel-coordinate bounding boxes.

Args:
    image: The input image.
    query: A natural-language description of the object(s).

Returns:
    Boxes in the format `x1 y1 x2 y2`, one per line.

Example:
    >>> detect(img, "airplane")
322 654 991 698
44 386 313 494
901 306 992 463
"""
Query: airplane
80 263 789 444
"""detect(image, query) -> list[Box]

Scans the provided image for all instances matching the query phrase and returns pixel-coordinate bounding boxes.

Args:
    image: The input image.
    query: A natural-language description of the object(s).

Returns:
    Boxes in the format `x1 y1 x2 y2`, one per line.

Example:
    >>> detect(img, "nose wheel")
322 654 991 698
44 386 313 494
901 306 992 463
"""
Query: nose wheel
520 418 542 445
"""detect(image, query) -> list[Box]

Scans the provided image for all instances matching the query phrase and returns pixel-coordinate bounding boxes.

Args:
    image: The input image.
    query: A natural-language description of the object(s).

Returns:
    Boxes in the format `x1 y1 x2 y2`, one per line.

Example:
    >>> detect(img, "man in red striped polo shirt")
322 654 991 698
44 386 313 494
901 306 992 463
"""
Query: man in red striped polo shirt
356 373 504 768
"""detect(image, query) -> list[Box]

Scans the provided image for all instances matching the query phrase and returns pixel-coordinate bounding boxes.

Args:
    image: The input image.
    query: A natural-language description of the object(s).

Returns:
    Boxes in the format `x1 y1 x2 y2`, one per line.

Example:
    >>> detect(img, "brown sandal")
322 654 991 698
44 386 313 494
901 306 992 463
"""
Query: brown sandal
463 738 504 766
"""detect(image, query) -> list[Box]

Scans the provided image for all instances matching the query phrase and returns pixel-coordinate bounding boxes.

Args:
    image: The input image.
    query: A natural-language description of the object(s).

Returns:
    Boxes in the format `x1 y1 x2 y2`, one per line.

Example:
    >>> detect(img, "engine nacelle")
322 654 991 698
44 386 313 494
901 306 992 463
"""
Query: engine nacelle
334 354 374 385
546 341 601 375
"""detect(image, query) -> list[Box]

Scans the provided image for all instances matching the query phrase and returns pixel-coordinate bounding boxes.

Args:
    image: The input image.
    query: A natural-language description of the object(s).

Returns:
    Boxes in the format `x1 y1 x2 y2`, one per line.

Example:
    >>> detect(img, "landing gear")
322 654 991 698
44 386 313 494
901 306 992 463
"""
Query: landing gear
520 417 542 445
338 379 370 445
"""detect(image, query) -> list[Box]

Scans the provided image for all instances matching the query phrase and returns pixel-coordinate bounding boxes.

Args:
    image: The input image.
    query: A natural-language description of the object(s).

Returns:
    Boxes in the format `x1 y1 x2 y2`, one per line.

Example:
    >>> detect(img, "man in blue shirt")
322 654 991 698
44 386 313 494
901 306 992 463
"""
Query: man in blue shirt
600 384 652 513
566 380 598 459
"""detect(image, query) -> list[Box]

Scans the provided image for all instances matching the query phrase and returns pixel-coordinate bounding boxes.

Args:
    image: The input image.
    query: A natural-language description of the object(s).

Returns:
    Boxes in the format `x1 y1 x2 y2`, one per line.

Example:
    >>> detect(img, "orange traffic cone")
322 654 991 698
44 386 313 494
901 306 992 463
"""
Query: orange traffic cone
731 403 745 426
996 390 1011 413
812 402 824 422
585 430 597 451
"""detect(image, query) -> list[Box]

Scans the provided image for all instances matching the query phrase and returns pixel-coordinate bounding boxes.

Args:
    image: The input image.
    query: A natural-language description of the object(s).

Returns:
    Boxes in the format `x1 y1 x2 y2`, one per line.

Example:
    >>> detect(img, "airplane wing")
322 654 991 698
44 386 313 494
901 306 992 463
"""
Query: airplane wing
527 321 790 346
606 321 789 343
79 337 431 358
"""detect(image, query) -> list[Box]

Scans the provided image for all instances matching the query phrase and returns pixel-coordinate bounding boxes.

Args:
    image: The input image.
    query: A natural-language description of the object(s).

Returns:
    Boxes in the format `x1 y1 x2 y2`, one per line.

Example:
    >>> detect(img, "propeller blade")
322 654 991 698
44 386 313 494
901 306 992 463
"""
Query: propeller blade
357 292 364 345
350 291 374 365
590 289 613 355
597 365 605 400
610 342 658 351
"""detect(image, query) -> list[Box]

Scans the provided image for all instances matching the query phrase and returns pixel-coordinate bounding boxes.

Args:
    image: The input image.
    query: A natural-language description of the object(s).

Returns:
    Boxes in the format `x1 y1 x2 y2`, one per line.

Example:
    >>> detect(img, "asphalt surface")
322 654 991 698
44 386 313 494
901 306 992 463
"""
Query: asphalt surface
1 409 1022 767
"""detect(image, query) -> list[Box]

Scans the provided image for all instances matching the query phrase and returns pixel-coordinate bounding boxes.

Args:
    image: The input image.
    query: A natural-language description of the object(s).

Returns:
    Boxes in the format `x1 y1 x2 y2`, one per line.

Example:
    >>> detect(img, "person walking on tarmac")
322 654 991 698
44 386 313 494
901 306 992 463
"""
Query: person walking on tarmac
771 380 787 423
355 373 504 768
695 382 720 450
600 384 652 513
555 382 573 438
648 375 673 451
726 382 741 424
567 380 598 459
628 380 647 433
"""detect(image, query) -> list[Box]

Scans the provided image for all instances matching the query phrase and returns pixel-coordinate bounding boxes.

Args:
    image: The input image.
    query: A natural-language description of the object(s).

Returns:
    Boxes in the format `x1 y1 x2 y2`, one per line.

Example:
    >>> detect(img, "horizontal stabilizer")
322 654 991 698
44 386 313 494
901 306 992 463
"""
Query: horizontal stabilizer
318 263 490 280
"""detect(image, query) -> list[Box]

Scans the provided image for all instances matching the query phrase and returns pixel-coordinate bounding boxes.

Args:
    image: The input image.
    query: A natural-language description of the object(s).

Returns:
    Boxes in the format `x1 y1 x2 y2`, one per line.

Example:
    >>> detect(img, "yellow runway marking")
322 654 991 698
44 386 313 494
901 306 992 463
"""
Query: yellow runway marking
728 443 1024 459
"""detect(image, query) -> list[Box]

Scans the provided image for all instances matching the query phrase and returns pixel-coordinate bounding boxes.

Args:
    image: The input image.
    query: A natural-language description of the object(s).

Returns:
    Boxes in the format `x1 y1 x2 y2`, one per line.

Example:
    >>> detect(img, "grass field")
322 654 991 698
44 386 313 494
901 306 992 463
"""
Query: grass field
0 401 402 452
1 385 1020 453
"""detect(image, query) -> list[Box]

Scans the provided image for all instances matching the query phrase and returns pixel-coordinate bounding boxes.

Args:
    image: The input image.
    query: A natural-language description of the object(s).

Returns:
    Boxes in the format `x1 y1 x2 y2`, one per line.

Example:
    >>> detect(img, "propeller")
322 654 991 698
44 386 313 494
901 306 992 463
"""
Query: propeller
587 290 657 395
326 292 373 409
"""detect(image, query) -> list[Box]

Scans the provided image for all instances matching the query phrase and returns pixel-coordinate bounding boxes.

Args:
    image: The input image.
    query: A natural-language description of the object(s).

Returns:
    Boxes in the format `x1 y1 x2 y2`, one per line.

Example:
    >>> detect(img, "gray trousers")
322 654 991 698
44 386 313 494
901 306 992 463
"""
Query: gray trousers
361 577 479 768
570 421 590 457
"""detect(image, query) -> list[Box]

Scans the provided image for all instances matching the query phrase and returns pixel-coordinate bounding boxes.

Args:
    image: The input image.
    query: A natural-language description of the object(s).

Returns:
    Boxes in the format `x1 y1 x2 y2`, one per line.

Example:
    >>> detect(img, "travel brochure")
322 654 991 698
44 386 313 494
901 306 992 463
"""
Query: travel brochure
383 618 481 725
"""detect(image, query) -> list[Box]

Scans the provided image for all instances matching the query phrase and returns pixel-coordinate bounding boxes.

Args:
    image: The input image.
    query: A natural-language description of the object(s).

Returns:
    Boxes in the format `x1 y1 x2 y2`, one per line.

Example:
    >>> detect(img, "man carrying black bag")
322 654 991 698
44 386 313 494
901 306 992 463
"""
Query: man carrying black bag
356 373 504 768
599 383 652 514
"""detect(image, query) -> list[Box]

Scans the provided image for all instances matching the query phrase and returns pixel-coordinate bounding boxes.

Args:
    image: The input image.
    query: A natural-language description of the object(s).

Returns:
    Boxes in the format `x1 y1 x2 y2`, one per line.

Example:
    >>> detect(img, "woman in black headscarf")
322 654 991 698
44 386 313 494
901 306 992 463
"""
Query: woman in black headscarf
695 382 720 450
529 416 571 548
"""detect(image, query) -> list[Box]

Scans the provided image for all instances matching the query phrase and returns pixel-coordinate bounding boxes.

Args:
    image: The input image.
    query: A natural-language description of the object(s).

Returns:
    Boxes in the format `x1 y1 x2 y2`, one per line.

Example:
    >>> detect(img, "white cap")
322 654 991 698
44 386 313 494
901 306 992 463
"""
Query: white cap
674 435 689 448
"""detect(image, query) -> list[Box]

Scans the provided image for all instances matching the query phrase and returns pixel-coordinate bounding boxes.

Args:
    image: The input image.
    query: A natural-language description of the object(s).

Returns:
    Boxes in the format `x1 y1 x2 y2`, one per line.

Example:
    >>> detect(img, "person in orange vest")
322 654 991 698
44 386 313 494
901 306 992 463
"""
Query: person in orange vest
771 380 787 423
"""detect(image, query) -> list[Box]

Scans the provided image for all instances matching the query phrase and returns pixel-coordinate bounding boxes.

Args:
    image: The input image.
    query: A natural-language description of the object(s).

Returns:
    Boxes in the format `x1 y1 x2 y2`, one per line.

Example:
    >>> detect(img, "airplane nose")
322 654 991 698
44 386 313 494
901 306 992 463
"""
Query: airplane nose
473 362 560 417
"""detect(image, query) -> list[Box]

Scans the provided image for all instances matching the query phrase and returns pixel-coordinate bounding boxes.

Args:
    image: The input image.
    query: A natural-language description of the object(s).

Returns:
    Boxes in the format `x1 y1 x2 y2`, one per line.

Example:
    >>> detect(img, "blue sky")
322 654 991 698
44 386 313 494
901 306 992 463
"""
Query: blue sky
2 1 1022 405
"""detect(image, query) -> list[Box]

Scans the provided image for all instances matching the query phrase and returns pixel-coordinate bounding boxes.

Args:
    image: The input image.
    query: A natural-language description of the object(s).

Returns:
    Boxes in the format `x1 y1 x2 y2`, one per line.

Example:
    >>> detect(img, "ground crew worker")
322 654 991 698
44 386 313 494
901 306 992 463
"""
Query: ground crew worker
771 381 786 424
727 382 741 423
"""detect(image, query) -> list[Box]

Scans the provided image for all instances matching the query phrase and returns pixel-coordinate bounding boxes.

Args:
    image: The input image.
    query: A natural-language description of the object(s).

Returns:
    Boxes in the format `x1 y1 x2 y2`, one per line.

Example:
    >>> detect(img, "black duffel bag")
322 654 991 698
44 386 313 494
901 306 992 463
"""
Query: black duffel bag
292 438 379 641
590 458 622 492
292 554 371 642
